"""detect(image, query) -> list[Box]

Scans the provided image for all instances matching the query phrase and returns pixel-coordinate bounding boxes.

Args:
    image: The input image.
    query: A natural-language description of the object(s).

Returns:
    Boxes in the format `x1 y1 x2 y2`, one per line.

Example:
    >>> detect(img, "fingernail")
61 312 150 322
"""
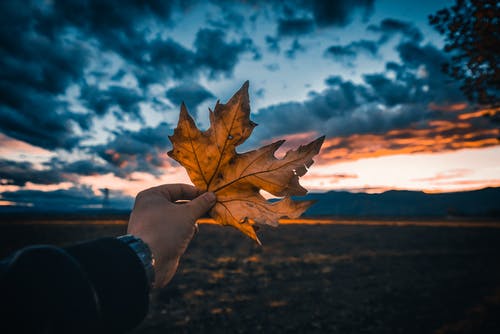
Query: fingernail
203 192 216 203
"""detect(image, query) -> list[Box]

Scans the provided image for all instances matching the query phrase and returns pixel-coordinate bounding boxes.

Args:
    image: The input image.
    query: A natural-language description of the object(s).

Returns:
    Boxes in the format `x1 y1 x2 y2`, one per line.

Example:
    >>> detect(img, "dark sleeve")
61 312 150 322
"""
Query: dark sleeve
0 238 150 334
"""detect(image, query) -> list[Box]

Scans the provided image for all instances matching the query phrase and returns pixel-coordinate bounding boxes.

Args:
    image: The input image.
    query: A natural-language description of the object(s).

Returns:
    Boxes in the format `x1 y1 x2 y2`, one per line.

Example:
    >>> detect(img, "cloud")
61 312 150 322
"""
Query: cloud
144 38 198 82
1 120 179 187
396 41 465 104
367 18 424 44
253 40 498 156
0 1 92 149
285 39 306 59
0 103 84 150
80 85 144 119
277 18 315 36
265 63 280 72
0 1 259 151
412 169 472 182
0 133 52 159
310 0 374 27
363 40 464 107
207 0 374 39
0 159 65 186
254 76 378 141
206 6 248 31
0 121 177 185
275 0 374 37
0 185 133 210
42 0 175 59
146 28 258 81
363 74 413 107
319 119 499 164
324 40 378 65
193 28 260 77
94 122 172 177
265 35 281 53
49 158 114 177
166 83 214 116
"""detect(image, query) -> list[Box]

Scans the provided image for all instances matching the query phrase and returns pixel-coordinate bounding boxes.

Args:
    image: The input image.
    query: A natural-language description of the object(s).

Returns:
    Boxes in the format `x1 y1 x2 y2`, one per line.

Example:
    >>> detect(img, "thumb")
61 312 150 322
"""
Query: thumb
186 192 216 219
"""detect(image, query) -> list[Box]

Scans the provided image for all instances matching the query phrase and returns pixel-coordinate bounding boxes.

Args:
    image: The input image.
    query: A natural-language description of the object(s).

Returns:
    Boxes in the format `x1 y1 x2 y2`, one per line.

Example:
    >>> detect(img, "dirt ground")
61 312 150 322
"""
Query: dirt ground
1 221 500 333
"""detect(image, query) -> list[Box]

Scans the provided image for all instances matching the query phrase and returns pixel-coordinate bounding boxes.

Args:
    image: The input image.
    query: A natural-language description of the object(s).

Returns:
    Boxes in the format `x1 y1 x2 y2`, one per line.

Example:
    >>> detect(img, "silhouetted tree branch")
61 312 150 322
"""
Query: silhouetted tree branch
429 0 499 112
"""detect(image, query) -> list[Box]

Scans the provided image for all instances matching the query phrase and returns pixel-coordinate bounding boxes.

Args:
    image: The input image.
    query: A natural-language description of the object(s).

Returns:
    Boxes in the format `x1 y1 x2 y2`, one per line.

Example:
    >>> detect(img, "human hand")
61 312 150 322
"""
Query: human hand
127 184 216 288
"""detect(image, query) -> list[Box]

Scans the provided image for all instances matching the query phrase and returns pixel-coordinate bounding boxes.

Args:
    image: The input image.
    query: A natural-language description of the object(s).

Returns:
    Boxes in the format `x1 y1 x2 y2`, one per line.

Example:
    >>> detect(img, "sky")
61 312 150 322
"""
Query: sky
0 0 499 210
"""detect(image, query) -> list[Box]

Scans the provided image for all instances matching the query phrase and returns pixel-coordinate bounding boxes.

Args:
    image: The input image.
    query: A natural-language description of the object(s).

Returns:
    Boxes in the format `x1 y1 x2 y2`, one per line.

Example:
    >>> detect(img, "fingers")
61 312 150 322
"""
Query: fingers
150 183 201 202
185 192 216 220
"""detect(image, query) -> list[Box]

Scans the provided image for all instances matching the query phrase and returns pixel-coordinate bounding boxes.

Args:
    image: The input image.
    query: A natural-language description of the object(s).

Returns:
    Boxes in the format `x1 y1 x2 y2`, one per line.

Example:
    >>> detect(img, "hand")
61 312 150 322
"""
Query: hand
127 184 216 288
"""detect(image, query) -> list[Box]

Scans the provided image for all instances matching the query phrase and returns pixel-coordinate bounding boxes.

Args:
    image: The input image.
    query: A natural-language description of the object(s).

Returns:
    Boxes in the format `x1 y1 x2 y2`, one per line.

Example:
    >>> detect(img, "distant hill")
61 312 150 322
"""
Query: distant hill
1 187 499 220
299 187 500 218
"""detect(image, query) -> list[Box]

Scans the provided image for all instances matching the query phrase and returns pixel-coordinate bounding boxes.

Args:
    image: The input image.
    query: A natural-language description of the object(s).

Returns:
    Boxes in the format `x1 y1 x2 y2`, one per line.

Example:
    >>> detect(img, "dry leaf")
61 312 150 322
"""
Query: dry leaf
168 81 324 244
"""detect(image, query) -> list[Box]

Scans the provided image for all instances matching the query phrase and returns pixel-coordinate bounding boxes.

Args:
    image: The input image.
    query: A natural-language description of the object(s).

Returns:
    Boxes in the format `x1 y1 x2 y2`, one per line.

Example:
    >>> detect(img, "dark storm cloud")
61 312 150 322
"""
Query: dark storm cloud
47 0 257 78
206 6 248 31
207 0 374 39
310 0 374 27
48 158 114 177
253 77 383 140
254 41 468 142
367 18 424 44
0 1 258 151
143 28 259 82
277 18 315 36
363 74 413 107
143 38 197 81
0 1 90 149
0 156 118 188
363 39 465 107
0 186 133 210
80 85 143 119
275 0 374 37
39 0 175 56
0 121 174 186
396 41 464 103
94 123 172 177
265 36 281 54
0 100 84 150
193 28 260 78
166 83 214 115
285 39 306 59
17 122 177 182
324 40 378 65
0 159 65 186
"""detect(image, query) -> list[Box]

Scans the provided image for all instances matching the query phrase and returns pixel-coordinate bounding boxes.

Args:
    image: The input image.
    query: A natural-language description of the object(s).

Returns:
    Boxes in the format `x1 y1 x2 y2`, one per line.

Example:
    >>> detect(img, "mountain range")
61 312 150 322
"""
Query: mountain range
300 187 500 218
1 187 499 219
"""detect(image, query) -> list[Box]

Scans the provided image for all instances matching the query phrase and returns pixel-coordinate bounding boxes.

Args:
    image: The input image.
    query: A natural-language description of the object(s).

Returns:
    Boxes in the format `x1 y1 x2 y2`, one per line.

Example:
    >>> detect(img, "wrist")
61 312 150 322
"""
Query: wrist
117 234 156 288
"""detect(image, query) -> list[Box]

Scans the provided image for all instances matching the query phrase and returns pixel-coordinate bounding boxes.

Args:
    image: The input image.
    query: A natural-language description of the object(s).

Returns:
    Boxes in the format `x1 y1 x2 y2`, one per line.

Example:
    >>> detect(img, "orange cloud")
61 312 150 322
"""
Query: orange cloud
0 133 53 159
300 172 358 190
78 169 191 197
458 107 499 120
428 102 468 112
263 131 320 158
412 169 472 182
317 119 499 165
422 179 500 193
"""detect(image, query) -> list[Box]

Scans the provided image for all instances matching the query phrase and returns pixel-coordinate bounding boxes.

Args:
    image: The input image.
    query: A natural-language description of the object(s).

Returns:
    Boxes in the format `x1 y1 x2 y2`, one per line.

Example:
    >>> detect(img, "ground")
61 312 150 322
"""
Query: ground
1 220 499 333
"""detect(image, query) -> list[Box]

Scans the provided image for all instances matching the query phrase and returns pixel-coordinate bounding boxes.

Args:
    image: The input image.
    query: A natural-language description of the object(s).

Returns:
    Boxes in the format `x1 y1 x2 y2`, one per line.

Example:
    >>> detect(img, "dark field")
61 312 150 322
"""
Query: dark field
1 220 500 333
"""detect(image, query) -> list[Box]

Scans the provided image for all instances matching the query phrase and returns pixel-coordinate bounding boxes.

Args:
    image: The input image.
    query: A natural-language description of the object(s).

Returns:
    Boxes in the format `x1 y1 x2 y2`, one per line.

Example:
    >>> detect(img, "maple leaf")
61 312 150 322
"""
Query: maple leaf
168 81 324 244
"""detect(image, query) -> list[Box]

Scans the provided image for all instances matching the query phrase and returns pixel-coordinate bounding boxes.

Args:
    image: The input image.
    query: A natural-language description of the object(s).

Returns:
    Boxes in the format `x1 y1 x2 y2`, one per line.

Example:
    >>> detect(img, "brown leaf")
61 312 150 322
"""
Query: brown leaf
168 81 324 244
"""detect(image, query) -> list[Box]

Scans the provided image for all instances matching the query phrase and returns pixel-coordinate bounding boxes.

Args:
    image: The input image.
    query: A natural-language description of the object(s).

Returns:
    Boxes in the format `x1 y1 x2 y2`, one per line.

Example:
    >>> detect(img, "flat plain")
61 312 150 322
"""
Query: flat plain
1 219 499 333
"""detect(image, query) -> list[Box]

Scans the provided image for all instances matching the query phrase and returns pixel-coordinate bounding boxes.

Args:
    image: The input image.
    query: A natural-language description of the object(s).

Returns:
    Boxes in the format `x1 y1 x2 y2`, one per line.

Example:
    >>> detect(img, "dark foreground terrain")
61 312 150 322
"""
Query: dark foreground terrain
1 220 500 333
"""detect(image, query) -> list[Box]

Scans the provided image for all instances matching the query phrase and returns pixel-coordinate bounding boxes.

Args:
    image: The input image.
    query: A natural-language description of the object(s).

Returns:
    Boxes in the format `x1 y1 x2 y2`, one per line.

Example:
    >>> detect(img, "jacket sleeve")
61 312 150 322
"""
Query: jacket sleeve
0 237 150 334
